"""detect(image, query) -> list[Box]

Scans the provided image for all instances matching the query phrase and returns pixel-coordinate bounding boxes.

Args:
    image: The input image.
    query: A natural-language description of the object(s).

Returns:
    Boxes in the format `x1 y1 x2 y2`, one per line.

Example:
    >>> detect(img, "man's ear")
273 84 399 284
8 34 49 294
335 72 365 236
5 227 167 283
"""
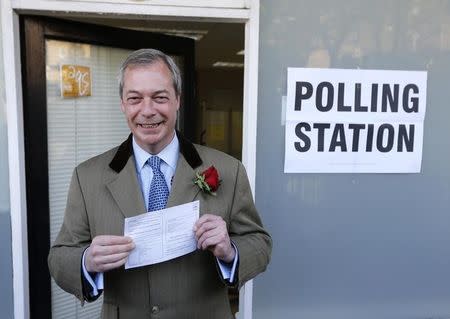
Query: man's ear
120 99 126 113
176 96 181 111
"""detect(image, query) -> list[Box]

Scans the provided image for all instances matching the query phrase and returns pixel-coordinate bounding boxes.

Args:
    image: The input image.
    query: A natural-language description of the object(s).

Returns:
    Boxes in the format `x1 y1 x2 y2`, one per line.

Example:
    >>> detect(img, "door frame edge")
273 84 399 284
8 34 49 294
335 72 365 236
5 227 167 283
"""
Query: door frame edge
2 3 30 319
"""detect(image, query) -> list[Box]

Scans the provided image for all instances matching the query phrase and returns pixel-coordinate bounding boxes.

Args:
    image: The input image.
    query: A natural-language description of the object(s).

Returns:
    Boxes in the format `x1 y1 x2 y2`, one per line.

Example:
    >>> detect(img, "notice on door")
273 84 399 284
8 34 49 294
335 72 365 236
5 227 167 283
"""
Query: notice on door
284 68 427 173
60 64 92 98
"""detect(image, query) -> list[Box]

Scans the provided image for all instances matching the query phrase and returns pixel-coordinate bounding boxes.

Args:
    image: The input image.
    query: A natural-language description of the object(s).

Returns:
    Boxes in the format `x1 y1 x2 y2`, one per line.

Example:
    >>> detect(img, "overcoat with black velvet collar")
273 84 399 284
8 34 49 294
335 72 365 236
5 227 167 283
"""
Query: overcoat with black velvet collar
48 132 272 319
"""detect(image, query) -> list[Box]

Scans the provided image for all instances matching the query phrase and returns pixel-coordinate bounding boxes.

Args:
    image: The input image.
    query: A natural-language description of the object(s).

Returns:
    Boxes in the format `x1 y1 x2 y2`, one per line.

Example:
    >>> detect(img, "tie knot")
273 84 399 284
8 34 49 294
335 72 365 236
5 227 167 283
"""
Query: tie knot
148 156 162 171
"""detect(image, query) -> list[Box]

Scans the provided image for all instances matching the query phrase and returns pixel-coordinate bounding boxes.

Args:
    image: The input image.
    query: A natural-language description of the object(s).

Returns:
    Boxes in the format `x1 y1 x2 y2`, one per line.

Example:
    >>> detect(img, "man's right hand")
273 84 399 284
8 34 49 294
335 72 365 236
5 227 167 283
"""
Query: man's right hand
85 235 135 273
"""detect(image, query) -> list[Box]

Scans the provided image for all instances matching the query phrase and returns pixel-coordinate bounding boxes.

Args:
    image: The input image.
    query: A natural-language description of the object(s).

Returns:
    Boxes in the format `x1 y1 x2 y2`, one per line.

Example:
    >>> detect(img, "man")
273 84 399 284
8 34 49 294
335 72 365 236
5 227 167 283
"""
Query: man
48 49 271 319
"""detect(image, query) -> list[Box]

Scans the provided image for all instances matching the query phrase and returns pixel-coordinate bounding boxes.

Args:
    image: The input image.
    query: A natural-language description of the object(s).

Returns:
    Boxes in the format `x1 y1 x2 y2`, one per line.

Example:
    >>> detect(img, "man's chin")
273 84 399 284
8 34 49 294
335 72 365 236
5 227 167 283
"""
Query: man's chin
135 132 175 154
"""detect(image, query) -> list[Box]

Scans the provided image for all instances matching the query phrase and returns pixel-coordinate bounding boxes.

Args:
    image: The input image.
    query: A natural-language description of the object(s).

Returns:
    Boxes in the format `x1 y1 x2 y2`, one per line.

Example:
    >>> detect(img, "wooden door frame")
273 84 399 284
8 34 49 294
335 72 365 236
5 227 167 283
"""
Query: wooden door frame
2 1 260 319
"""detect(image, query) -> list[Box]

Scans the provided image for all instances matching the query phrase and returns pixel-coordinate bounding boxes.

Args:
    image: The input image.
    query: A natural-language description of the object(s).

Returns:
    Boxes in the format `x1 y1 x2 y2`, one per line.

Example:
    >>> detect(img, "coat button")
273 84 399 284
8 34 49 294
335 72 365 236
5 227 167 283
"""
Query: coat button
151 305 159 314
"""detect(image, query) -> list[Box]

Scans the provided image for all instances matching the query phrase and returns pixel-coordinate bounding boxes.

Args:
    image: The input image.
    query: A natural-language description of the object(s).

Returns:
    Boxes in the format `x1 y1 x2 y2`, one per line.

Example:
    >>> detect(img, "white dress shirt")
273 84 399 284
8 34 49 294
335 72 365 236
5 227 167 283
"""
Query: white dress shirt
82 133 238 297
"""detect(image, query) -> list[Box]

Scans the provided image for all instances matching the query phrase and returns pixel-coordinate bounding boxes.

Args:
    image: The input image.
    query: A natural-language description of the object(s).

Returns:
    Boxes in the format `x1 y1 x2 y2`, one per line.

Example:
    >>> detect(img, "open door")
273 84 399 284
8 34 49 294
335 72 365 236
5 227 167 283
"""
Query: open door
21 16 196 318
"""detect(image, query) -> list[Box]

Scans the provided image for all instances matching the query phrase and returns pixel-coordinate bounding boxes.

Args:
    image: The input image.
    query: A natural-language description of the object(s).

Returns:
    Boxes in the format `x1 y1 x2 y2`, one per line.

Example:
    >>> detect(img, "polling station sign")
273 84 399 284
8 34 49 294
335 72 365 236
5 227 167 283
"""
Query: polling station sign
284 68 427 173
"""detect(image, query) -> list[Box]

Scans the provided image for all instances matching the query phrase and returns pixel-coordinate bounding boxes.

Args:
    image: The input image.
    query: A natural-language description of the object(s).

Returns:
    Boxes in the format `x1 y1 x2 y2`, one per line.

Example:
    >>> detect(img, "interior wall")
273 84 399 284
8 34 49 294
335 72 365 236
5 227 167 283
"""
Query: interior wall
197 69 243 159
254 0 450 318
0 7 15 319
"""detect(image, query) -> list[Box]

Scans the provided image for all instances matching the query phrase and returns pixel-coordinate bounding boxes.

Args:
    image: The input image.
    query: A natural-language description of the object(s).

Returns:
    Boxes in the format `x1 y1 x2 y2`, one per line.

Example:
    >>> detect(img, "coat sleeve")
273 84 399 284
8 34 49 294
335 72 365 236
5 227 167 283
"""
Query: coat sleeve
228 161 272 288
47 167 100 303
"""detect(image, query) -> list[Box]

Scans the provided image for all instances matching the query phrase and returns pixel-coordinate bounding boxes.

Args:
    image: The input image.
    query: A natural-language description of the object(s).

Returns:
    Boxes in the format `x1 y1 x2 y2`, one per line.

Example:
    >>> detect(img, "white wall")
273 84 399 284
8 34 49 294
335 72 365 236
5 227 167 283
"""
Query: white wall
0 5 15 319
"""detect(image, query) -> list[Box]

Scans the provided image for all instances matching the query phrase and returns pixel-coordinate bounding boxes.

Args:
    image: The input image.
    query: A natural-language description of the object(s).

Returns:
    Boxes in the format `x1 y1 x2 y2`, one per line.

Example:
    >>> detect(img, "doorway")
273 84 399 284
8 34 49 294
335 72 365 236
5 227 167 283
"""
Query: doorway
21 15 245 318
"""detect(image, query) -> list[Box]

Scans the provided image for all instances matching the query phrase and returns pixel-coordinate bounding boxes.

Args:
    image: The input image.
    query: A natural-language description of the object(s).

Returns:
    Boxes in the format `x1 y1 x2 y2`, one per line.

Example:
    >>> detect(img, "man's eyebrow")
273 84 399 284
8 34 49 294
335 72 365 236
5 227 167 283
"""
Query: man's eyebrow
124 89 170 95
153 89 170 95
124 90 141 95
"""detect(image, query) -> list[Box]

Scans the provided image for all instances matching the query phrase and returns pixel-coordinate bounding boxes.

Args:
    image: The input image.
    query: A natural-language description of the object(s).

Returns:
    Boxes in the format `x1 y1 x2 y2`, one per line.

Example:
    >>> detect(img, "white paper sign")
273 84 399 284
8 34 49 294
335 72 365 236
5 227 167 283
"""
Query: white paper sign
284 68 427 173
124 201 199 269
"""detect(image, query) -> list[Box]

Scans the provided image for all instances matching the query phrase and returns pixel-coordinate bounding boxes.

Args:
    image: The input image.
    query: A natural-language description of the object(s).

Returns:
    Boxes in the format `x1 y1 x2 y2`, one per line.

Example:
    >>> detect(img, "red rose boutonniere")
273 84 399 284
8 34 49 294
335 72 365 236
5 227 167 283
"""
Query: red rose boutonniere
194 166 221 196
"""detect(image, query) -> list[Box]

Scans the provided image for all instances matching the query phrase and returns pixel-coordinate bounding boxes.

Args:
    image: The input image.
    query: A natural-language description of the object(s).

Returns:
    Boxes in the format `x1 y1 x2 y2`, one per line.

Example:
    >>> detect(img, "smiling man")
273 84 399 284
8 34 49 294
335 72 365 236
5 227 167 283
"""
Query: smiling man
120 58 180 155
48 49 271 319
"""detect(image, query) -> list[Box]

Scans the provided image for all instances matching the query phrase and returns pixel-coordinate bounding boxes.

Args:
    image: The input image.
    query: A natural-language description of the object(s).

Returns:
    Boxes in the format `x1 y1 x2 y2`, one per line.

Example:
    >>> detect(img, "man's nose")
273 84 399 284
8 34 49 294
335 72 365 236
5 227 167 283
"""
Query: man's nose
141 97 156 115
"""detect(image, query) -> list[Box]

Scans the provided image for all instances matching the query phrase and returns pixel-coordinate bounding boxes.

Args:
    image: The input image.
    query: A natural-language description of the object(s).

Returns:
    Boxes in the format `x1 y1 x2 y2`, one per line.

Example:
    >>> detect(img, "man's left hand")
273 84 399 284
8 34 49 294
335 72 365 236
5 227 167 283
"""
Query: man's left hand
194 214 235 263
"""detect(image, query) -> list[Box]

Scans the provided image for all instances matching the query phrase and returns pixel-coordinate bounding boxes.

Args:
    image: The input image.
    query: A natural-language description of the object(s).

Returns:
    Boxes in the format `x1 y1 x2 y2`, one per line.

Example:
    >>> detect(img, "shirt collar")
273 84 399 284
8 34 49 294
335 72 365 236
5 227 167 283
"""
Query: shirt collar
132 133 179 172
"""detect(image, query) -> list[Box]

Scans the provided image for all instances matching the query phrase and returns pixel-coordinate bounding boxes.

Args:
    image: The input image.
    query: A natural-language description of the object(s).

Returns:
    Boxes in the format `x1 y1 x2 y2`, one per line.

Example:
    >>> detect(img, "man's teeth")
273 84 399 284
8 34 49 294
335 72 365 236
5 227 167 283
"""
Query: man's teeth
141 123 159 128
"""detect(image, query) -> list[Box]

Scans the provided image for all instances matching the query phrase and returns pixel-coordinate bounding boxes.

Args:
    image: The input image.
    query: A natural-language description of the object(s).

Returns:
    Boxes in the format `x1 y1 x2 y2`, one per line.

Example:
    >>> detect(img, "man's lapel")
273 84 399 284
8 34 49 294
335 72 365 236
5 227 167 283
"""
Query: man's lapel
167 131 204 207
167 155 200 208
107 134 146 218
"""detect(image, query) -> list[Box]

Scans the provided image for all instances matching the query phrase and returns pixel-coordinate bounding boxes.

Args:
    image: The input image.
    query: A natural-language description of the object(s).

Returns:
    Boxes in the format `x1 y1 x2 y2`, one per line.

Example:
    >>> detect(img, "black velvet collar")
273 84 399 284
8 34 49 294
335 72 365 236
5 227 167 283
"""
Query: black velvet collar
109 131 203 173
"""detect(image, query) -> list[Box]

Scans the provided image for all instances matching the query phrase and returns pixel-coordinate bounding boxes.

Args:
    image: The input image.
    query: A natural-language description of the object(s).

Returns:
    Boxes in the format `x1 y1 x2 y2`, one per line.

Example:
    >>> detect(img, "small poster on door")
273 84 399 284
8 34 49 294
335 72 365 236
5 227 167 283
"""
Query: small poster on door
60 64 92 98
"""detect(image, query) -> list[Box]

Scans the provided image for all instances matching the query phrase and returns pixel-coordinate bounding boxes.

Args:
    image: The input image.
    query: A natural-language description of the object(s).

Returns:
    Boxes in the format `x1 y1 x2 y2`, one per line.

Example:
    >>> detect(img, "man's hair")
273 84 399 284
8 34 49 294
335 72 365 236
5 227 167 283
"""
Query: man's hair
118 48 182 98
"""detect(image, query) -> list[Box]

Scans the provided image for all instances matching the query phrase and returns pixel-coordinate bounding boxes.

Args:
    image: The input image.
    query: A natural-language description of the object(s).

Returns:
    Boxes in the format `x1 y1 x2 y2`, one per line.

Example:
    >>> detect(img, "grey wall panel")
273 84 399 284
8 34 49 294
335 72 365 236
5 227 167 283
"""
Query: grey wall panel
254 1 450 318
0 212 13 318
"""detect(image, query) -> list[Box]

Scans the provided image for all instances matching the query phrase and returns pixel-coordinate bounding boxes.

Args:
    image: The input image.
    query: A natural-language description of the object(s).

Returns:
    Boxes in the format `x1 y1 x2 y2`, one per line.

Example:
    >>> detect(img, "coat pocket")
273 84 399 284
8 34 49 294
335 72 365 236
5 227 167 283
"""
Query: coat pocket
102 302 119 319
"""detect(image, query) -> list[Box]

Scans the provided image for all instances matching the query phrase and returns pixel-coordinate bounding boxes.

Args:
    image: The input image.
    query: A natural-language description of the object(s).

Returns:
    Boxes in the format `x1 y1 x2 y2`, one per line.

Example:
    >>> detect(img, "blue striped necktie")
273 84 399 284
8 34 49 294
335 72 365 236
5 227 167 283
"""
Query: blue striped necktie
147 156 169 212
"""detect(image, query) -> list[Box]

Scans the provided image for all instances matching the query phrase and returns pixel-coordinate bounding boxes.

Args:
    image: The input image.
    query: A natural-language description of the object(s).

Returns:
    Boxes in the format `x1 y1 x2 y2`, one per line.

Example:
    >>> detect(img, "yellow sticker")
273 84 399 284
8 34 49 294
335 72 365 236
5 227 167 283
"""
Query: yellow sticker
61 65 91 98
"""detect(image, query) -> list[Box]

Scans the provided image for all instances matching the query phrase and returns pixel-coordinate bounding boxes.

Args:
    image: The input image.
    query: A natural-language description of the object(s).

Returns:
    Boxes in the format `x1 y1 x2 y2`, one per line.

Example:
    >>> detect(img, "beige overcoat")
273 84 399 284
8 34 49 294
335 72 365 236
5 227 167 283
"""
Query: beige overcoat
48 133 272 319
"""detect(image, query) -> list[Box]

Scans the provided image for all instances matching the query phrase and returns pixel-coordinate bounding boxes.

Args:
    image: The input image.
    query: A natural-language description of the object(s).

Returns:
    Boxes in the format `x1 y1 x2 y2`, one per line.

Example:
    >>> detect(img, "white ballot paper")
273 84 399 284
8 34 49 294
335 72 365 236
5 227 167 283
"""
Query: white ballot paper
124 201 199 269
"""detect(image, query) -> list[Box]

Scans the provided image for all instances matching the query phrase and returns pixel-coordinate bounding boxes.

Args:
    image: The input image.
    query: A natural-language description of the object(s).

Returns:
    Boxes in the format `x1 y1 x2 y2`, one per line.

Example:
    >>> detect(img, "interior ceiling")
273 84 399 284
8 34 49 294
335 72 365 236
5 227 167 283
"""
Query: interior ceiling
59 16 245 70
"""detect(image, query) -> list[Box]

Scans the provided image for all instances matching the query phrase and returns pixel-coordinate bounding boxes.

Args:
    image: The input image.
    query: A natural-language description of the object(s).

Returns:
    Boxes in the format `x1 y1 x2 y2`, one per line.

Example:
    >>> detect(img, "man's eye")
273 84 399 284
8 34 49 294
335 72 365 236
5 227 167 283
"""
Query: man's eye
155 96 169 103
127 97 141 103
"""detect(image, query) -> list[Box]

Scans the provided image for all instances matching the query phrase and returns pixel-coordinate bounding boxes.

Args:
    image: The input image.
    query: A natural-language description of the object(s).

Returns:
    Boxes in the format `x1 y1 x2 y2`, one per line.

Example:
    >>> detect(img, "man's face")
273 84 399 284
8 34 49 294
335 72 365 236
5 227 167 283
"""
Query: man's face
121 61 180 154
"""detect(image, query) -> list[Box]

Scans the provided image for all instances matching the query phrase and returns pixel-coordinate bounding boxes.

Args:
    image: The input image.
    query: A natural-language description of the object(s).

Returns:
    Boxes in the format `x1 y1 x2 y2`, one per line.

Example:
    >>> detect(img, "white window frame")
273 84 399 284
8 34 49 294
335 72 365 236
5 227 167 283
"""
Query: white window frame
2 1 260 319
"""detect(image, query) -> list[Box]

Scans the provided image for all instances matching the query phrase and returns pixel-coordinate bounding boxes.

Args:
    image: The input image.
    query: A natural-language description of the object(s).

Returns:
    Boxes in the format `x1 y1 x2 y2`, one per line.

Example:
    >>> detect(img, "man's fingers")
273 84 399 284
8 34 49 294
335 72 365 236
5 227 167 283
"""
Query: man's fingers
194 215 227 239
85 237 135 272
96 255 129 272
194 214 221 230
200 235 220 250
194 221 220 239
89 242 135 258
86 242 134 272
193 214 233 261
197 232 234 262
93 251 131 266
196 228 222 249
92 235 133 246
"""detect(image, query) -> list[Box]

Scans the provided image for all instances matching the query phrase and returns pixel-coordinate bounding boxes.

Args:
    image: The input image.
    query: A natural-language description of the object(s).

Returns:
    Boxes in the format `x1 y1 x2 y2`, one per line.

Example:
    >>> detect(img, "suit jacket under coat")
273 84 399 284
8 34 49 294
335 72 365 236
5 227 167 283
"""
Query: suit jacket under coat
48 132 272 319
